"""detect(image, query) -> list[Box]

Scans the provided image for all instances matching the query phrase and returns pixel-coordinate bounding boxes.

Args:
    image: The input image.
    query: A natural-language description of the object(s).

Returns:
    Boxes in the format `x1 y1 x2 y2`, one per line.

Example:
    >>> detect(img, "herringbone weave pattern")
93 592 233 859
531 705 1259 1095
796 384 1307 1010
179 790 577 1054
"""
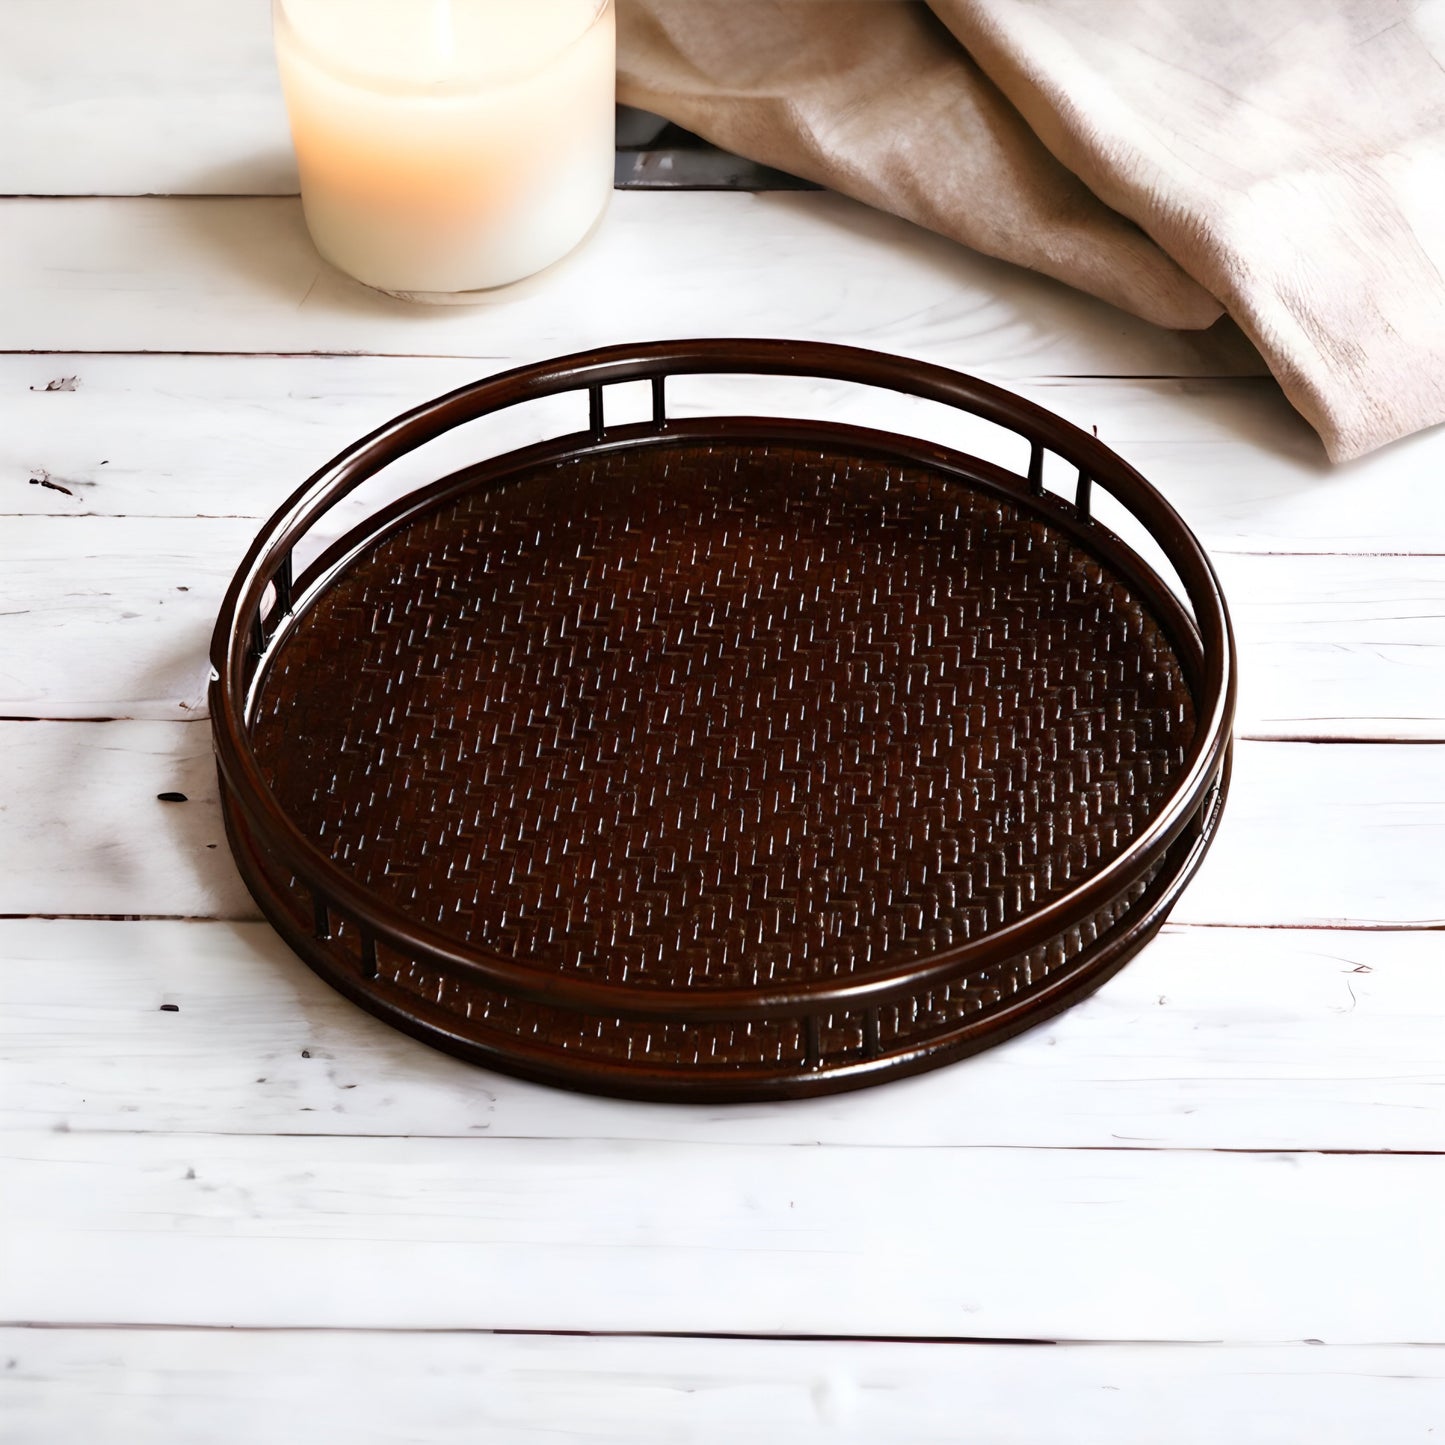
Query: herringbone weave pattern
250 440 1193 1070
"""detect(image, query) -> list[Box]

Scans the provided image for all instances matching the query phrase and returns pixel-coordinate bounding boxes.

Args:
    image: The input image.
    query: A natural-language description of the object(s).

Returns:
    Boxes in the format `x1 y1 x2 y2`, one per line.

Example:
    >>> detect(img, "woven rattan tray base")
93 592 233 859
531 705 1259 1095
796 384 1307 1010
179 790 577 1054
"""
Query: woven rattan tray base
213 342 1233 1100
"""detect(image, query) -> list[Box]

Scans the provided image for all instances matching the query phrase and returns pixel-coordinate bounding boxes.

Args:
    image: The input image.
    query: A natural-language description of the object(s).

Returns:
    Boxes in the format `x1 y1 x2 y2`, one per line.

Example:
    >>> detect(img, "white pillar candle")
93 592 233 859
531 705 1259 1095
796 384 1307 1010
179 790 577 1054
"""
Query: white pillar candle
274 0 615 297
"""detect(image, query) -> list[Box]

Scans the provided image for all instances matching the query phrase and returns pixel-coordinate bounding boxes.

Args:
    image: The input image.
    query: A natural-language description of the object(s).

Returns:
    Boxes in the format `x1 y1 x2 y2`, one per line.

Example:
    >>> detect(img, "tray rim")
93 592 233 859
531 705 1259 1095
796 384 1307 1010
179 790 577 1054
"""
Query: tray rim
220 758 1229 1101
209 339 1237 1025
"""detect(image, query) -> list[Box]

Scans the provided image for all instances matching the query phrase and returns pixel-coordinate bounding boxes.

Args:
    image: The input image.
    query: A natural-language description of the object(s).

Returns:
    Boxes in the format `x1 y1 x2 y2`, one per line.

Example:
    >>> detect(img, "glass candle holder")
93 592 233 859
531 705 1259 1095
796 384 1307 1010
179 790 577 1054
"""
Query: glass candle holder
274 0 615 299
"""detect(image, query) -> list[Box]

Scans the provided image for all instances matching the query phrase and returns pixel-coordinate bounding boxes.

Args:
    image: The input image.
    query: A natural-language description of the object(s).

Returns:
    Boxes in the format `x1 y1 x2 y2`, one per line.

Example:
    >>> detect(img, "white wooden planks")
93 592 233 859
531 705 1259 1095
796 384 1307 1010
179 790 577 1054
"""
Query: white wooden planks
0 0 293 197
3 919 1443 1154
3 355 490 521
2 722 1440 925
0 721 252 920
9 356 1445 740
1216 552 1445 741
6 357 1444 735
14 355 1445 553
0 517 251 719
5 1127 1445 1339
0 196 1266 375
1172 740 1445 927
5 0 1445 1426
5 515 1443 736
7 1329 1445 1445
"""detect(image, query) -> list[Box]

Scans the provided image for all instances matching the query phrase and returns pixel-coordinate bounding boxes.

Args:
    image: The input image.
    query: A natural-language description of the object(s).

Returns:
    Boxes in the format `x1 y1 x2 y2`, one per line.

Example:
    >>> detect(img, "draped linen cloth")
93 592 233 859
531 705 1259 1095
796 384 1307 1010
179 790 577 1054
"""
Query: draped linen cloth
619 0 1445 461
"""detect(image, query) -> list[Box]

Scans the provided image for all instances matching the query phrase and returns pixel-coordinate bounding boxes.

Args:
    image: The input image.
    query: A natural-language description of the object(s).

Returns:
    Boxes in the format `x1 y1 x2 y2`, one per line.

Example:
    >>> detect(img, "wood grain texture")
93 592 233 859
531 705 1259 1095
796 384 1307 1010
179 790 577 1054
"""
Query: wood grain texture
0 0 294 198
0 196 1265 375
4 0 1442 1422
9 359 1332 523
2 723 1439 926
3 919 1442 1153
0 721 252 920
13 357 1445 556
5 1127 1445 1339
6 361 1443 735
5 515 1442 737
6 1329 1444 1445
1216 551 1445 741
1171 740 1445 928
0 517 251 719
0 360 1349 509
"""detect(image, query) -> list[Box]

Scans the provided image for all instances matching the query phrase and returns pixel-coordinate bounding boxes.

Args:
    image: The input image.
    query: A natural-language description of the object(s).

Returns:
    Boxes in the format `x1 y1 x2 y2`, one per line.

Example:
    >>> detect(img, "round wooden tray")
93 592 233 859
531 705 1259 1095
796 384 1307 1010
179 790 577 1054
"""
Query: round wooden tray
211 340 1235 1100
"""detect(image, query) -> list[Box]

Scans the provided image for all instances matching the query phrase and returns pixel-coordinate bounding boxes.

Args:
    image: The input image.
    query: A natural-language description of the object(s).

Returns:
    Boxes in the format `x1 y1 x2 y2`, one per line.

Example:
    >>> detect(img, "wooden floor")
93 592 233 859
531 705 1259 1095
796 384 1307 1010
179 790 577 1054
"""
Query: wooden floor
4 3 1445 1439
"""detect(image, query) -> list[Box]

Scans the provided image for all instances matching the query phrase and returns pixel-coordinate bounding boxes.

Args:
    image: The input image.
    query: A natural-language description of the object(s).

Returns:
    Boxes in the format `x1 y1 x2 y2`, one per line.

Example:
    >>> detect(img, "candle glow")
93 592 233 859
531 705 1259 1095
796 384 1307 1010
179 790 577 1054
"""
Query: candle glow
275 0 615 295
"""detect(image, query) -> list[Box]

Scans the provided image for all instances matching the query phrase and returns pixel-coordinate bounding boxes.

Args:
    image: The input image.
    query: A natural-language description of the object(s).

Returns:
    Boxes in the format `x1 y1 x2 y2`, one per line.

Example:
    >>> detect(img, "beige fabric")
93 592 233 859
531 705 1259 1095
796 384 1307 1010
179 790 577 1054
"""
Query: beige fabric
619 0 1445 461
616 1 1223 329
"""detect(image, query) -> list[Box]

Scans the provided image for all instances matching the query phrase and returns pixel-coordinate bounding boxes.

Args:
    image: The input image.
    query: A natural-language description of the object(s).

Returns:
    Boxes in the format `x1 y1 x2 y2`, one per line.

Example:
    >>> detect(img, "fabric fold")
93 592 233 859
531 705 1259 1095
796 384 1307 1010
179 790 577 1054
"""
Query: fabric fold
933 0 1445 459
617 0 1223 330
618 0 1445 461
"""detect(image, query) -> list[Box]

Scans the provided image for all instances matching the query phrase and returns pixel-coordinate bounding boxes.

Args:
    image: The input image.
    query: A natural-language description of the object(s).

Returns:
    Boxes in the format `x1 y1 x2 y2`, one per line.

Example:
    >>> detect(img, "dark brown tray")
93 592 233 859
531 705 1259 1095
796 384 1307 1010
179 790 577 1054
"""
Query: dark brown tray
211 340 1234 1100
